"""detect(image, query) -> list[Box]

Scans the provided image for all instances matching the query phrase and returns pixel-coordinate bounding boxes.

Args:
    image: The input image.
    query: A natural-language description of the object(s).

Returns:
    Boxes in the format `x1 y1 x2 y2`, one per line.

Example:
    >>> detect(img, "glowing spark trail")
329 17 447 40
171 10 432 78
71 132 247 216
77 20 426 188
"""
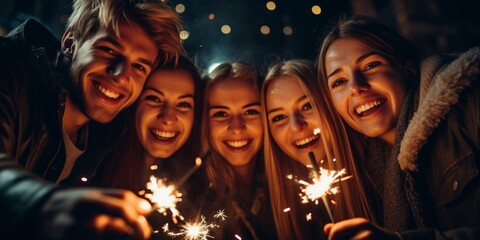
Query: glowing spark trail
144 175 183 223
168 216 219 240
214 209 227 221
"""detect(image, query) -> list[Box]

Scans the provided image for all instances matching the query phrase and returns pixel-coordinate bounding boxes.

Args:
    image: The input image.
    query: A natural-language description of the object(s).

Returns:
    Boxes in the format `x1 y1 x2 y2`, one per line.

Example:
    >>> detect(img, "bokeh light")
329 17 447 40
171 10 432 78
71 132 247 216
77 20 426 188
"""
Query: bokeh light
221 24 231 34
266 1 276 11
179 30 190 40
175 4 185 14
283 26 293 36
312 5 322 15
208 13 215 20
260 25 270 35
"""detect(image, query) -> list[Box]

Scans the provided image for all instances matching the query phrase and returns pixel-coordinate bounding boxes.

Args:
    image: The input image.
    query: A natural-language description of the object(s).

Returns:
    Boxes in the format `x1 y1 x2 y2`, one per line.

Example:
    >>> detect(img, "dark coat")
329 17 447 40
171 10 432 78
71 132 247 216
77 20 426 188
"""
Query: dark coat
366 47 480 239
0 19 125 239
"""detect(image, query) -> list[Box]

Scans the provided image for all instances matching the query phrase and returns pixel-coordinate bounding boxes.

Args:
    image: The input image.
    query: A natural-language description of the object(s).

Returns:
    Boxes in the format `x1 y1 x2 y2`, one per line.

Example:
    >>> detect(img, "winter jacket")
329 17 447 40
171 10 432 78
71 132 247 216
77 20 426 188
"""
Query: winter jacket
0 19 125 238
396 47 480 239
369 47 480 239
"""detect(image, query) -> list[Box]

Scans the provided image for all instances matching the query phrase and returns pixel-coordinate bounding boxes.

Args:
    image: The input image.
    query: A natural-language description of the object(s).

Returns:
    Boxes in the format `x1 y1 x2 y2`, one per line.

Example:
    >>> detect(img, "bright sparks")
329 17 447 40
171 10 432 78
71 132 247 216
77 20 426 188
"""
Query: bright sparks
144 175 183 222
299 168 346 204
168 216 219 240
214 209 227 221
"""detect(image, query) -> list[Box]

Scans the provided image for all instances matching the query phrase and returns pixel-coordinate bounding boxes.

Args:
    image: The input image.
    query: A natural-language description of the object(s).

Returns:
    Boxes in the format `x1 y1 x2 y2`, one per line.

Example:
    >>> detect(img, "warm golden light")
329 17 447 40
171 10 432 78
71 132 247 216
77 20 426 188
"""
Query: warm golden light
143 176 183 222
176 4 186 13
283 26 293 36
260 25 270 35
167 216 219 240
180 30 190 40
208 13 215 20
312 5 321 15
266 1 276 11
221 25 231 34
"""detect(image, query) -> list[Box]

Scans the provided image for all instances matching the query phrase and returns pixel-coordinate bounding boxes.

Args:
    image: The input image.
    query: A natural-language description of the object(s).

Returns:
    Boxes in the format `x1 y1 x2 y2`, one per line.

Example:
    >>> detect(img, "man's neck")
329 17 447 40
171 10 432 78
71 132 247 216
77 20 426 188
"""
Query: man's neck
62 95 89 142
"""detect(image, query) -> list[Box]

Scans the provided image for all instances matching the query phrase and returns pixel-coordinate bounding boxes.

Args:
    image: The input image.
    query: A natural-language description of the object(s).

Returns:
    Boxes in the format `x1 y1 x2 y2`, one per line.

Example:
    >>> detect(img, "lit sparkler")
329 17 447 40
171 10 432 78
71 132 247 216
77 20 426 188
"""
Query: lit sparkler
144 175 184 223
167 216 219 240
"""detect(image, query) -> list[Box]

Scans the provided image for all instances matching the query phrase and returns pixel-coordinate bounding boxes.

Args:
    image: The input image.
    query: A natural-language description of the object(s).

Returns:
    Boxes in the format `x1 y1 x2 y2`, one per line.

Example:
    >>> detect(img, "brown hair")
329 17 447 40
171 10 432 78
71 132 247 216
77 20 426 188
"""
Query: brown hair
261 59 378 239
66 0 184 65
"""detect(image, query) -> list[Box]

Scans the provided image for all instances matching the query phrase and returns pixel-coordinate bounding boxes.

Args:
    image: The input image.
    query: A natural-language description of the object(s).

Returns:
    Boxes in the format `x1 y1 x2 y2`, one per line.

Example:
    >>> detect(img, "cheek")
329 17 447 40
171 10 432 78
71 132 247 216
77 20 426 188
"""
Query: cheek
331 92 346 113
182 115 195 134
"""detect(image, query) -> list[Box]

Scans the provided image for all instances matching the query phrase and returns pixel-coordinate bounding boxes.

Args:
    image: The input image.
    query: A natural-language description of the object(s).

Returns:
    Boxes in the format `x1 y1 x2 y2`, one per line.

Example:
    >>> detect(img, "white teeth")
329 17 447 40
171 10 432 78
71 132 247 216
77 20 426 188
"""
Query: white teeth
152 129 176 138
355 99 383 115
295 134 319 147
95 83 120 99
226 140 248 148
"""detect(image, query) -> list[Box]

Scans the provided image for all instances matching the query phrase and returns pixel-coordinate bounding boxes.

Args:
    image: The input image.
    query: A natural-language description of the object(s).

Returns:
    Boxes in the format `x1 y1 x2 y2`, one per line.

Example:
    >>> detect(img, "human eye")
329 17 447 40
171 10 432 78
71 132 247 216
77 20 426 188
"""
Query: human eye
177 102 193 109
132 63 147 73
97 46 115 55
331 78 346 89
212 111 228 118
302 102 312 111
145 95 161 103
271 114 286 123
245 109 260 115
363 61 381 71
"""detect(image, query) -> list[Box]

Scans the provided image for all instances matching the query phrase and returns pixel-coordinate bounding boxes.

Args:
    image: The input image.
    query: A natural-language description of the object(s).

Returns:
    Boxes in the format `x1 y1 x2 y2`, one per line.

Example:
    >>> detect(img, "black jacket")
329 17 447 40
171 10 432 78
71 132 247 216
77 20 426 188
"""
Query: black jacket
0 19 125 238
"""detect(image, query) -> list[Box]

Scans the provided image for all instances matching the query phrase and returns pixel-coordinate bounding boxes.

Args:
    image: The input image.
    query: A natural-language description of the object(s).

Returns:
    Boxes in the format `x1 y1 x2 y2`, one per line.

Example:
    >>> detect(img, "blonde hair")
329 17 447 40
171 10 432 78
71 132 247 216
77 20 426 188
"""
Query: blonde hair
261 59 378 239
66 0 184 65
201 62 260 192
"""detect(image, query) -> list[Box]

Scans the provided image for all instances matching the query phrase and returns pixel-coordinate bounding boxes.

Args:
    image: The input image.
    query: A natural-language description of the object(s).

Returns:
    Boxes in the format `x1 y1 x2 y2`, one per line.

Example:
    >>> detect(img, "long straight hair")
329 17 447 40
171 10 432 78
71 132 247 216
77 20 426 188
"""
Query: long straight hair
200 62 261 193
261 59 378 240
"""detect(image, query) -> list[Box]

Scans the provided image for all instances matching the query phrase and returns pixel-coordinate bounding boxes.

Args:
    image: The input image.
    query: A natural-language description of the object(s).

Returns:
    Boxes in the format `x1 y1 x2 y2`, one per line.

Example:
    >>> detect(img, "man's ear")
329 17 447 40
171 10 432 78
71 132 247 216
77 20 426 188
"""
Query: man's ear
61 31 76 59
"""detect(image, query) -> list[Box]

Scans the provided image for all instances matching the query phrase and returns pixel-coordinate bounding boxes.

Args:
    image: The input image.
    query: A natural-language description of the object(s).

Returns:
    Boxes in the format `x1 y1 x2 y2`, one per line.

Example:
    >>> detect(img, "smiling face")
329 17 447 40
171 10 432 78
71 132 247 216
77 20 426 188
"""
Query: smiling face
207 77 263 167
135 70 195 159
65 20 158 123
266 76 325 166
325 38 407 144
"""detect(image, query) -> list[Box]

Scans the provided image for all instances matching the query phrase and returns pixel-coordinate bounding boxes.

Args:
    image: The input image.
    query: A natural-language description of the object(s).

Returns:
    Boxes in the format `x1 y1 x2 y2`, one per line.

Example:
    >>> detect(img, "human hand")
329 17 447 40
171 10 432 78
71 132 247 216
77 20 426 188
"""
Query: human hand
34 188 152 240
324 218 401 240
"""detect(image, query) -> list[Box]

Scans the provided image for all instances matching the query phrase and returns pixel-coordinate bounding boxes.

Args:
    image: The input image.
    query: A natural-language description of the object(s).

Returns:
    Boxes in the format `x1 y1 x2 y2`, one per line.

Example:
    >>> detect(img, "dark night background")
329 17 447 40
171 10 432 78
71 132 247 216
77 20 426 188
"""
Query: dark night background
0 0 479 73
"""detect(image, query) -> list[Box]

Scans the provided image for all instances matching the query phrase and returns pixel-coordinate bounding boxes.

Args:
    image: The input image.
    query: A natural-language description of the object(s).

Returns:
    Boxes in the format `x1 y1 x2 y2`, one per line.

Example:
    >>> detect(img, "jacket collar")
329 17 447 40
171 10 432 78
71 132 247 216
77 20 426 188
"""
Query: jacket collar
398 47 480 171
7 18 60 62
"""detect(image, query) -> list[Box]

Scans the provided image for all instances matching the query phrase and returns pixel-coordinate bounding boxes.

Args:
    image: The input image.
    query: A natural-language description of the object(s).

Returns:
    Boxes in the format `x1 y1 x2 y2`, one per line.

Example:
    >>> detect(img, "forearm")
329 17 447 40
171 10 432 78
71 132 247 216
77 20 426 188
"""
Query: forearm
0 162 56 239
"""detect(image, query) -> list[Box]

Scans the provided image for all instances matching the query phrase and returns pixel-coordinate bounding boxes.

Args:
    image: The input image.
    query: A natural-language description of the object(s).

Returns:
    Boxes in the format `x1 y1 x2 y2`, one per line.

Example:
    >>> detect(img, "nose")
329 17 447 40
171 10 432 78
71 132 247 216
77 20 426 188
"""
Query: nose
349 71 369 96
290 112 307 132
108 58 130 84
157 104 176 126
228 115 246 134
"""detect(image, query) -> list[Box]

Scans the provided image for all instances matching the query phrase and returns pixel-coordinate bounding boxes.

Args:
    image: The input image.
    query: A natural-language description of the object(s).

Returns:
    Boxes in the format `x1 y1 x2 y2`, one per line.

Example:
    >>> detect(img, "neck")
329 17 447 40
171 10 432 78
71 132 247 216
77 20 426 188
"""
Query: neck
62 95 89 141
232 158 256 184
381 128 396 145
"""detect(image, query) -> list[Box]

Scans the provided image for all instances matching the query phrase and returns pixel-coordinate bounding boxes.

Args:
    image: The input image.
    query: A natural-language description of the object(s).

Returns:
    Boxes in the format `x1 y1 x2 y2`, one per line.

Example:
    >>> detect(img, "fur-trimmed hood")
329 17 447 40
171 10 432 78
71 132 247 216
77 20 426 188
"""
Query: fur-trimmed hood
398 47 480 171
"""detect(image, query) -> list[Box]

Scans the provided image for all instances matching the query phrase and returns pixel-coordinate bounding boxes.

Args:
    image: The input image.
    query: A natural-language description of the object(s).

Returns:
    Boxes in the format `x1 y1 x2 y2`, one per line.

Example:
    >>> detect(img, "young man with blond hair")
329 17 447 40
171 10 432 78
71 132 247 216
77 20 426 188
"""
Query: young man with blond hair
0 0 183 239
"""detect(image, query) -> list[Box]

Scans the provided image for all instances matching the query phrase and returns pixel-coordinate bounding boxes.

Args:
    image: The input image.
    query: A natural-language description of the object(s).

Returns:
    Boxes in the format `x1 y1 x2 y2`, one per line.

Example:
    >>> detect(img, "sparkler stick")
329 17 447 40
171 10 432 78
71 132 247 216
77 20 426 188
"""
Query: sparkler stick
177 151 210 188
307 151 335 223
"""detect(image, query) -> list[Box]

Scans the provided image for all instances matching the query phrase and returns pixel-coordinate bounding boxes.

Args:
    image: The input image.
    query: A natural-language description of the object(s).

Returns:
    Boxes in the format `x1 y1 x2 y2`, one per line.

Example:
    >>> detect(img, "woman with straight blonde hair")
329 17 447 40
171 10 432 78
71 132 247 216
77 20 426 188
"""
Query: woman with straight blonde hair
261 59 379 239
191 62 277 239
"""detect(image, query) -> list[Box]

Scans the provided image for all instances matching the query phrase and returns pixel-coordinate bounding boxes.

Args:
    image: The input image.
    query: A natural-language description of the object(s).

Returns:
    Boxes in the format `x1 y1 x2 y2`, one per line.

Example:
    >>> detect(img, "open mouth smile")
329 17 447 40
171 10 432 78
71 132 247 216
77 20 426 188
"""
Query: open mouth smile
354 98 386 117
224 139 251 151
93 80 122 100
294 134 320 149
150 128 179 142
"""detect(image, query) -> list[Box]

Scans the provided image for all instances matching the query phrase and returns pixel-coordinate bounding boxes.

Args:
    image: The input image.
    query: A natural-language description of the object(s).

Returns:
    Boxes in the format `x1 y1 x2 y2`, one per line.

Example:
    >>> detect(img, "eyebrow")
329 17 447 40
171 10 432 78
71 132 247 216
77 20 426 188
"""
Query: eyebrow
209 102 260 111
144 87 194 100
100 36 154 68
326 51 380 79
267 95 307 115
